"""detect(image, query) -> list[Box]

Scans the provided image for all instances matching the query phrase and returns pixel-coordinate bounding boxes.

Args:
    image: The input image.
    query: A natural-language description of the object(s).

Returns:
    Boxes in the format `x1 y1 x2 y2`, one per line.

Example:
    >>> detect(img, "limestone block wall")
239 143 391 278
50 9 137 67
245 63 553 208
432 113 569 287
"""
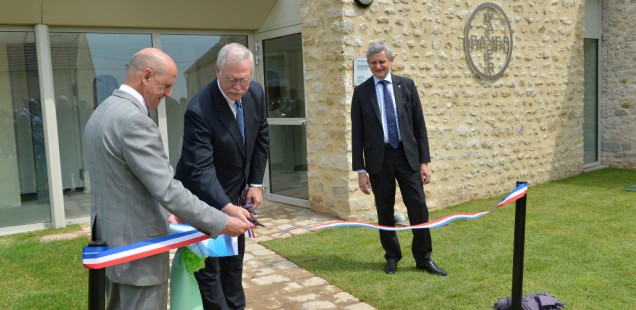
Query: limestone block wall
600 2 636 168
301 0 586 220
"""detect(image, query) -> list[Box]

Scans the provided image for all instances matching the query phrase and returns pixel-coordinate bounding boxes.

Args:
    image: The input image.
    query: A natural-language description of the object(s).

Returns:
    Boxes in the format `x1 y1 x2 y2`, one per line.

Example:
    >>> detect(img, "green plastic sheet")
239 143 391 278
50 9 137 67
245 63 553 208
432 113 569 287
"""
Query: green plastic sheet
170 247 206 310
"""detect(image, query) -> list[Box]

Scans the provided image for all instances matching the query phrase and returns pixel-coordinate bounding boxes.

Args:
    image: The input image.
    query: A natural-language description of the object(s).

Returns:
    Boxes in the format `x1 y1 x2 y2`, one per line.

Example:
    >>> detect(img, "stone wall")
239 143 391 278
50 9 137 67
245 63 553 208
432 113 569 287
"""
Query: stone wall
601 2 636 168
301 0 586 221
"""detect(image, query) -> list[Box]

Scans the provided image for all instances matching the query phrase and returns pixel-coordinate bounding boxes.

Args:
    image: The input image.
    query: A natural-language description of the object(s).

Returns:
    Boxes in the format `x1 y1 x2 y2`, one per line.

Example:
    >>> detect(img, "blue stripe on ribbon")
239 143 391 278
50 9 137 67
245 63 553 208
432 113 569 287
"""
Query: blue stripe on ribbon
82 229 201 259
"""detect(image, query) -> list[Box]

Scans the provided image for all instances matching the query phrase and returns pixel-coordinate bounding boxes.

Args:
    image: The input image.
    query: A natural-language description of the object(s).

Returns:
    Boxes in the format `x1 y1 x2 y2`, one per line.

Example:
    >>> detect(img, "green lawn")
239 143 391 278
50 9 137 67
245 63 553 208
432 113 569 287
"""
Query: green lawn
0 168 634 309
263 168 636 309
0 225 89 309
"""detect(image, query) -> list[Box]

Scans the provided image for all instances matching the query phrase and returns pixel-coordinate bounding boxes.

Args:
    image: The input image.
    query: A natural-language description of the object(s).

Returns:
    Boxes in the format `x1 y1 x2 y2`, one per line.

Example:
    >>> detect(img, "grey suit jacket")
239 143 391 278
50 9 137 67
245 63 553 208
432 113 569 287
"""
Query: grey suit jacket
84 89 228 286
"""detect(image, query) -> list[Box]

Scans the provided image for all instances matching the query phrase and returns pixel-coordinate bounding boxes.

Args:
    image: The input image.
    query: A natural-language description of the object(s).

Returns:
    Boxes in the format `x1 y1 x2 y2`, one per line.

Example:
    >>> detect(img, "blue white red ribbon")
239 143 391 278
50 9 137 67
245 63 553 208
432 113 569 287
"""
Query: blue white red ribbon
83 184 527 269
82 224 241 269
280 183 528 235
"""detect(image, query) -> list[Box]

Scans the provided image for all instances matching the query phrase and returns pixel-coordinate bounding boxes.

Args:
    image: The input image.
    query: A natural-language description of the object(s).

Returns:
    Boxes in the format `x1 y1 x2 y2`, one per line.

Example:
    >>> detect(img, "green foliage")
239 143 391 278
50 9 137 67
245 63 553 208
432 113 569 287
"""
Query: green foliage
264 168 636 309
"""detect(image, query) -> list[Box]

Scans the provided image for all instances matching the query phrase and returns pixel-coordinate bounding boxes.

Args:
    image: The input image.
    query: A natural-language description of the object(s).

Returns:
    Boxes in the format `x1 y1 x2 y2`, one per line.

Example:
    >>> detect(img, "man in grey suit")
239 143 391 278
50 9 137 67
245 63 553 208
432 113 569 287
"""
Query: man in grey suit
351 40 447 276
83 47 254 309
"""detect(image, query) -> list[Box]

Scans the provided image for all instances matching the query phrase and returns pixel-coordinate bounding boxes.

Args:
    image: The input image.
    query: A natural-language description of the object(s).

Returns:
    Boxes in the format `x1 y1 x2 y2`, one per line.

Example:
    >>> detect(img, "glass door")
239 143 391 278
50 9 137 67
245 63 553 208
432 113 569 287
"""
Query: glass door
257 31 308 207
0 30 52 228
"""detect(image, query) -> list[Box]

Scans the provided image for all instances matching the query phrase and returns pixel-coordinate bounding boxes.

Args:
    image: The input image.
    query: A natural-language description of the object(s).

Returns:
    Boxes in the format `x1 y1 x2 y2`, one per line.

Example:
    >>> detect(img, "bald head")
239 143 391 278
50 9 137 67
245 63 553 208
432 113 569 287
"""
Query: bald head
125 48 177 110
126 48 175 82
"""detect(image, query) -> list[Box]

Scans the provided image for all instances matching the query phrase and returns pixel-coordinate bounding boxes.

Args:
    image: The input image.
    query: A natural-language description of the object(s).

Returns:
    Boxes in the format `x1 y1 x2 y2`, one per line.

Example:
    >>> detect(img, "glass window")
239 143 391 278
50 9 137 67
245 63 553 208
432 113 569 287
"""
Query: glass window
0 31 51 228
160 34 248 168
263 34 306 118
49 32 152 219
583 38 599 164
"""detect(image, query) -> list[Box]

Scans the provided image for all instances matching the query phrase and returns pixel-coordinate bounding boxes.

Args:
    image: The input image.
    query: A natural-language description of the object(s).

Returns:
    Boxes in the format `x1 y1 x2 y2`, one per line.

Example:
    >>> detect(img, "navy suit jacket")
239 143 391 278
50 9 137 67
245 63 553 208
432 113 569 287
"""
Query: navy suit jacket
351 74 430 175
175 80 269 209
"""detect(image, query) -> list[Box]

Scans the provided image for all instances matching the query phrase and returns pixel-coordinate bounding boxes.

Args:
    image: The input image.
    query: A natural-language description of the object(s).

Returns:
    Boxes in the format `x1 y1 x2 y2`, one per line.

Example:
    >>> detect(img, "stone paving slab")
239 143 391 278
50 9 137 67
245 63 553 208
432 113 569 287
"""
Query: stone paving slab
243 201 376 310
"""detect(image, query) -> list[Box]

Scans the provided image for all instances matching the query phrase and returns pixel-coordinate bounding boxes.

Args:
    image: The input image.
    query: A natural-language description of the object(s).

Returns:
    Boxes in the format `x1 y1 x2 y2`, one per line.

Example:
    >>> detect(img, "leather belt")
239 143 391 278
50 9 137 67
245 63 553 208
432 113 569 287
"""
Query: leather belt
384 142 402 149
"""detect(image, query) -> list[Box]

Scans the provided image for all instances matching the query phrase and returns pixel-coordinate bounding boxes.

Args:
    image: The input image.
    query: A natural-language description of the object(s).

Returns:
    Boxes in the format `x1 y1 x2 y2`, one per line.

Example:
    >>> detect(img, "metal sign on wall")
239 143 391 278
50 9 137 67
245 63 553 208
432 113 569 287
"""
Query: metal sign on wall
464 2 513 80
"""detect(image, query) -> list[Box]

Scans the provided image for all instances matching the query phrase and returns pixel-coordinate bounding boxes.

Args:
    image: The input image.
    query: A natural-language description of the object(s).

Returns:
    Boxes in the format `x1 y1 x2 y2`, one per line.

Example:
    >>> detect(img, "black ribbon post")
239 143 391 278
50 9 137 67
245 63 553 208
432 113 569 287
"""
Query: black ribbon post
511 181 528 310
87 240 106 310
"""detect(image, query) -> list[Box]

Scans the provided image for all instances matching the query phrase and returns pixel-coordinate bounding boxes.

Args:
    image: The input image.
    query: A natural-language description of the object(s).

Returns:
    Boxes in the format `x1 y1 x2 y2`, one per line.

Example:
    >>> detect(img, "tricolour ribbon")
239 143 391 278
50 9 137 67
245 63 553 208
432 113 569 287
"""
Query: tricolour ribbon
83 224 233 269
280 183 528 235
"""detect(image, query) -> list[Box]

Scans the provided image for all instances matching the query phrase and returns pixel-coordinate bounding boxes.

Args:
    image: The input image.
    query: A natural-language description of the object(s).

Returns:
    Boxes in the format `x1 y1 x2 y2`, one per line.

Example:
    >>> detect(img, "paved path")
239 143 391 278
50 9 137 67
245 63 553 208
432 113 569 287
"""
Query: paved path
241 201 376 310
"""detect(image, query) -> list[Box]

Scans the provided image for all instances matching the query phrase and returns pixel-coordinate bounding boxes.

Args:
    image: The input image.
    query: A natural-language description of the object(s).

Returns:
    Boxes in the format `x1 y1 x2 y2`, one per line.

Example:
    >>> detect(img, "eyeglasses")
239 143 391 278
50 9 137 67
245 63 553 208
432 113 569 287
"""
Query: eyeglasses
222 76 251 87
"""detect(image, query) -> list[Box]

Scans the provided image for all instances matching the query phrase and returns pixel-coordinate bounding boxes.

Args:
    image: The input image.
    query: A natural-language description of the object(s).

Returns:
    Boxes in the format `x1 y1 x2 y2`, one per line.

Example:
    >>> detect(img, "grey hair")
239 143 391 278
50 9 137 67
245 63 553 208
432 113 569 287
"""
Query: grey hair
216 43 254 77
366 40 393 60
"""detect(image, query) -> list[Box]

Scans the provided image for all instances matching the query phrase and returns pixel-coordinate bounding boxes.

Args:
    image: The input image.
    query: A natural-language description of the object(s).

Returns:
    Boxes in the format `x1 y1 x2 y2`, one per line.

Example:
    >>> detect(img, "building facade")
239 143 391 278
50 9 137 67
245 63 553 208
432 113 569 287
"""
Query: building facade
0 0 632 235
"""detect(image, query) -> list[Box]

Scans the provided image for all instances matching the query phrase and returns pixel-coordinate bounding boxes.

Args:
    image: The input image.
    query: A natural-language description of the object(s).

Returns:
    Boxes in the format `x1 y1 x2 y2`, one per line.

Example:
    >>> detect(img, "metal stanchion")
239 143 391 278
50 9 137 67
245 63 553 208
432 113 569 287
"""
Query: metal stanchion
510 181 528 310
87 241 107 310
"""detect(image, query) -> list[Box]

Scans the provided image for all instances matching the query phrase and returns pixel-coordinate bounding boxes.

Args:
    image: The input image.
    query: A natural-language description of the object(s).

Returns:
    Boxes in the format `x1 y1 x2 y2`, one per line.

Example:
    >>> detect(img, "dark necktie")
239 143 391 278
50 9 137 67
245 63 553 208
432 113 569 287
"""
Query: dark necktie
380 80 399 149
235 101 245 142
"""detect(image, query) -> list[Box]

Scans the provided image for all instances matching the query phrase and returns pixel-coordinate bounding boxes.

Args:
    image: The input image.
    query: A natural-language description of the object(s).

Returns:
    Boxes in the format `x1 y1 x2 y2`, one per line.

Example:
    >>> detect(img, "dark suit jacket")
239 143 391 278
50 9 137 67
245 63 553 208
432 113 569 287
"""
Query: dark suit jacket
351 74 430 175
175 80 269 208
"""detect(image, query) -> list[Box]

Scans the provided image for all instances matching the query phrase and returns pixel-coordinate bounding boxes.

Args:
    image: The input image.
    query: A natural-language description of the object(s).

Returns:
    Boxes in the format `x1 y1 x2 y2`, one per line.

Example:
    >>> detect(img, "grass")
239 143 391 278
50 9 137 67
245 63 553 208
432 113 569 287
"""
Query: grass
263 168 636 309
0 168 634 309
0 225 90 309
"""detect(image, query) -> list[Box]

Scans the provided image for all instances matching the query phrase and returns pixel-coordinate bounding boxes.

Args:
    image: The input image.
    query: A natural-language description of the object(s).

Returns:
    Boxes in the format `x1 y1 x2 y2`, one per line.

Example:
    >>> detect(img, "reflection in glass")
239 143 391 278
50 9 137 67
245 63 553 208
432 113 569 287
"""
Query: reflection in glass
263 33 305 118
263 33 308 200
49 32 152 219
268 125 308 200
0 31 51 228
160 34 248 168
583 39 598 164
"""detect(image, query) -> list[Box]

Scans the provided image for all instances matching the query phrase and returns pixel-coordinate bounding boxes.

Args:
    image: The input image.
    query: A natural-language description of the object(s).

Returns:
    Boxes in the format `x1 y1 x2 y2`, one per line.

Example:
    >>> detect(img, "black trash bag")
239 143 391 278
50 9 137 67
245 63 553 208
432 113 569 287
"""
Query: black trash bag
494 292 565 310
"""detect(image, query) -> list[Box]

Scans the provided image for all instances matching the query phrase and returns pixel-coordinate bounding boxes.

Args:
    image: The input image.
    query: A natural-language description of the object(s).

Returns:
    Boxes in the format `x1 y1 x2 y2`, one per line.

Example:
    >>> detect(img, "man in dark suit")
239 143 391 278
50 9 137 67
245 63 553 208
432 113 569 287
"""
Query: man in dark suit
351 40 447 276
175 43 269 309
84 48 253 309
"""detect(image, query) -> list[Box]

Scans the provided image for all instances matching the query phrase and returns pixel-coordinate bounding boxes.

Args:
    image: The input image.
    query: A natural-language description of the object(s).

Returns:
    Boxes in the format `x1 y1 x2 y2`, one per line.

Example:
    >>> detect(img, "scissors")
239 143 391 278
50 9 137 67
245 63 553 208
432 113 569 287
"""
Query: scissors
238 187 265 227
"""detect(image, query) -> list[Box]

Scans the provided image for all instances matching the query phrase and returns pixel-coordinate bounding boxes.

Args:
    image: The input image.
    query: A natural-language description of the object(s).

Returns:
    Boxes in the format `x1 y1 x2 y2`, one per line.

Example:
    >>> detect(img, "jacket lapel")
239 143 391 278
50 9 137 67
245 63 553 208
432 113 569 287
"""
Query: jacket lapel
367 78 382 124
391 76 406 121
211 81 246 156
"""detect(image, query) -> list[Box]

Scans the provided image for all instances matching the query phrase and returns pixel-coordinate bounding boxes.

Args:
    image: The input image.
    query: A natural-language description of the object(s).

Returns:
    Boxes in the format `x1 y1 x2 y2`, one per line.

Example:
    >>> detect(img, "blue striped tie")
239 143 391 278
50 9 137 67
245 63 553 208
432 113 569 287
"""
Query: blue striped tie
380 80 399 149
235 101 244 142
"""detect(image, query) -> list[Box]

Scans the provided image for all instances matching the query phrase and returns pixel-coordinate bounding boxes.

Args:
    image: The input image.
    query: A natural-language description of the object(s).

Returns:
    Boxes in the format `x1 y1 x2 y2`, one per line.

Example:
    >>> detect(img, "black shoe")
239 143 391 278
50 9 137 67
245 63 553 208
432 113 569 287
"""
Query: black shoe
417 260 447 276
384 259 398 274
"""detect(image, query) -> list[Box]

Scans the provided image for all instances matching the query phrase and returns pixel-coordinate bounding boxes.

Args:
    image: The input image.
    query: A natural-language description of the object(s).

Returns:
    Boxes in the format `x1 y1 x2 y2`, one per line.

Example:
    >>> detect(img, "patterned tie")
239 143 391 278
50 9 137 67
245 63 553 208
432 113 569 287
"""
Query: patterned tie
235 101 244 142
380 80 399 149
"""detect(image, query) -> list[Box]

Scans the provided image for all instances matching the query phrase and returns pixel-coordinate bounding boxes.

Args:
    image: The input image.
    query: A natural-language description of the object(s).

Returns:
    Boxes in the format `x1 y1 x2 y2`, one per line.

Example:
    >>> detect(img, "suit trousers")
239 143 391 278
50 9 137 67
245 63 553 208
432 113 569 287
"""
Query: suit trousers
195 233 246 310
368 144 433 265
105 278 168 310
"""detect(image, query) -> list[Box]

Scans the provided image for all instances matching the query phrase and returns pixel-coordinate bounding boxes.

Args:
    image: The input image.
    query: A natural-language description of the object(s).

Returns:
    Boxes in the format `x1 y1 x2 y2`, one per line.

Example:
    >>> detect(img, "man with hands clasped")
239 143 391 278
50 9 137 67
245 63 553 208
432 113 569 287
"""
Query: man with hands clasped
351 40 447 277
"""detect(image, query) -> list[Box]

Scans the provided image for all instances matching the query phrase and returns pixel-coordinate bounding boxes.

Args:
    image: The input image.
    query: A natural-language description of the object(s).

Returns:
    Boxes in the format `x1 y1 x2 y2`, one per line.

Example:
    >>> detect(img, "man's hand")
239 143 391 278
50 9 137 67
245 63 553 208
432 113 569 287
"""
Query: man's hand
420 163 431 185
222 216 253 236
246 186 263 209
358 172 372 195
222 203 253 225
168 214 182 223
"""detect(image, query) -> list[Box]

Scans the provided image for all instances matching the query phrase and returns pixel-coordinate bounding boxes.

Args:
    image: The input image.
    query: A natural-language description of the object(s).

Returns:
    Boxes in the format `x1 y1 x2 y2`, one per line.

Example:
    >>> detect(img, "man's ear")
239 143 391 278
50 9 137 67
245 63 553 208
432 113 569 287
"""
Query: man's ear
142 68 152 84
